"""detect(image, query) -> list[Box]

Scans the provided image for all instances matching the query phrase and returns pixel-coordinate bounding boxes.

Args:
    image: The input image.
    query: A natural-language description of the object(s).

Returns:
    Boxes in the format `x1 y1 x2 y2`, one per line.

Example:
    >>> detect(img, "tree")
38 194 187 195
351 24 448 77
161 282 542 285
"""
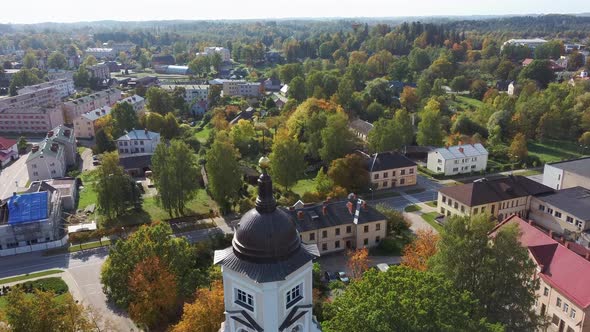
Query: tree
320 112 356 163
395 109 414 147
17 136 27 153
47 52 67 69
509 133 528 163
230 119 256 155
146 87 174 115
82 55 97 67
450 75 469 92
580 131 590 150
322 267 502 332
205 133 242 212
188 56 210 77
416 99 444 146
128 256 179 329
408 48 431 72
376 205 410 238
430 214 541 331
9 68 42 95
401 229 439 271
314 167 334 196
365 78 393 106
368 118 403 153
518 60 555 88
23 52 37 69
347 247 369 280
152 140 200 217
110 102 138 137
171 281 225 332
94 129 115 153
73 66 90 89
470 79 488 100
568 51 585 71
327 154 369 193
269 131 305 191
95 152 136 219
140 112 165 133
161 112 180 139
400 86 419 112
101 222 203 309
289 76 306 102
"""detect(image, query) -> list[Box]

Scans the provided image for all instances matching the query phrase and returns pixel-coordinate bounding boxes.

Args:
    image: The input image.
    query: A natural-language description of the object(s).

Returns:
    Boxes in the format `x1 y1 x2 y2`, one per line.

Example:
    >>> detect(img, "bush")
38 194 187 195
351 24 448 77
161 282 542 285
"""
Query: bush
373 237 403 255
404 204 421 212
328 280 346 290
21 277 68 295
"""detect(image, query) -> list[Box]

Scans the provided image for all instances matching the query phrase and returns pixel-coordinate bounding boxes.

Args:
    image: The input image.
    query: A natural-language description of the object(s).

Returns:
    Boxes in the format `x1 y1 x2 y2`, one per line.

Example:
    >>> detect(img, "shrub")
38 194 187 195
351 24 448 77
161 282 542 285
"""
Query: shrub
22 277 68 295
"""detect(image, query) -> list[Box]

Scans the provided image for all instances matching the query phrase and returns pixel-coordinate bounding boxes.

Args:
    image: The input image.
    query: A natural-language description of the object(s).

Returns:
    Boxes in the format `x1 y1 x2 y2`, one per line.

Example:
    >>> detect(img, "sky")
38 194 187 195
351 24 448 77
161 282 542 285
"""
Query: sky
2 0 590 24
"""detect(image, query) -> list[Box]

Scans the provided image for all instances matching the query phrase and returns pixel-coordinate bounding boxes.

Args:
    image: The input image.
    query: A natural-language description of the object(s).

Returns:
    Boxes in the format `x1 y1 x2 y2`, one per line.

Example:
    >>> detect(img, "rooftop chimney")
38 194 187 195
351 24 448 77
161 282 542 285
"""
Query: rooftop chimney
47 130 54 138
459 147 464 153
50 143 59 152
32 145 39 152
565 241 571 249
297 211 304 220
322 205 328 216
346 201 354 215
64 129 71 137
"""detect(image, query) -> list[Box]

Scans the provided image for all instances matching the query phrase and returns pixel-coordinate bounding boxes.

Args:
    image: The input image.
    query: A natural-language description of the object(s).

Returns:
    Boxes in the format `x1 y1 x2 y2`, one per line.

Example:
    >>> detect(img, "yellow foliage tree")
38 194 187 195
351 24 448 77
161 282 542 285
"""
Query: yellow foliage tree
172 281 225 332
401 229 440 271
347 247 369 280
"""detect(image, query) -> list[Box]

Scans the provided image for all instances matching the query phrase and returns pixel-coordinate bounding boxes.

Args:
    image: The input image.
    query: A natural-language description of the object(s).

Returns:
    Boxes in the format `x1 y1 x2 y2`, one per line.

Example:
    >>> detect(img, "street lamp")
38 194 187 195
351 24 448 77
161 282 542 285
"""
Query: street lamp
369 188 373 201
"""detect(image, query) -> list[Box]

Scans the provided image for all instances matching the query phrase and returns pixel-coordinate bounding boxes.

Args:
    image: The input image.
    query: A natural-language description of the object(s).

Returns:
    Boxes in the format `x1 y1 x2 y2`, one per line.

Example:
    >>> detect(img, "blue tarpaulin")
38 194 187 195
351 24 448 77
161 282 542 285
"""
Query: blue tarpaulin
7 192 48 225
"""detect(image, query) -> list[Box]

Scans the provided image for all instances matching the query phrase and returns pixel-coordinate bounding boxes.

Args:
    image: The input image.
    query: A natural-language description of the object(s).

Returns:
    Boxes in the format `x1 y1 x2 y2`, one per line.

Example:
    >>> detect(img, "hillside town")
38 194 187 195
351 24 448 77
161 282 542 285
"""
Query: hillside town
1 9 590 332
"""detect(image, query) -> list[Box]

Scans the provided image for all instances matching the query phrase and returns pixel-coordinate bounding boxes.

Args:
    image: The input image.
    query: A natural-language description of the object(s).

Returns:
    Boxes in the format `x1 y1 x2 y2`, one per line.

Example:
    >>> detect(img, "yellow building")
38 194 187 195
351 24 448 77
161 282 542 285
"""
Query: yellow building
365 151 418 190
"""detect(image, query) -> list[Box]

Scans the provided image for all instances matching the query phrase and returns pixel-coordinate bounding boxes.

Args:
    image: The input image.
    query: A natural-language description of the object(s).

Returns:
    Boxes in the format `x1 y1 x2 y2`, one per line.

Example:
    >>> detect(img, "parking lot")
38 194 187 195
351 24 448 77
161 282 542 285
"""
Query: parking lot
368 175 441 211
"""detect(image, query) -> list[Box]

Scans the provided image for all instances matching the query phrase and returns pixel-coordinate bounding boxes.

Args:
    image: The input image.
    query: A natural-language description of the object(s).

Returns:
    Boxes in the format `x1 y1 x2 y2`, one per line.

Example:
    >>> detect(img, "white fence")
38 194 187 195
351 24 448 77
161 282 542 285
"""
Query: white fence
0 235 69 257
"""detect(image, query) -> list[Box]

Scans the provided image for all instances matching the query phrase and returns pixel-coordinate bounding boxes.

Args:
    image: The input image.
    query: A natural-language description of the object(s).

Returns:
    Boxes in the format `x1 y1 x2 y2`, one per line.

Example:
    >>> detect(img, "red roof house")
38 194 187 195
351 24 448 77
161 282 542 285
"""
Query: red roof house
0 136 18 166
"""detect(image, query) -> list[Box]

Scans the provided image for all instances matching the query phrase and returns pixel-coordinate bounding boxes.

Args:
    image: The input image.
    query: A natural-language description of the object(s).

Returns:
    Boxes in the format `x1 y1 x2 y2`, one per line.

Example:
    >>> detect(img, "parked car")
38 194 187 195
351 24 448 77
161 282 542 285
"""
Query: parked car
324 271 338 283
376 263 390 272
338 271 350 283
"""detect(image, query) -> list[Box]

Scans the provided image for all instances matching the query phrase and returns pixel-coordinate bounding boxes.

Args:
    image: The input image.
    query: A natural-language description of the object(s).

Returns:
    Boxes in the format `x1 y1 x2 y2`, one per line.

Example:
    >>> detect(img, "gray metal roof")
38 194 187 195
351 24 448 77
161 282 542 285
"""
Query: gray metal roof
549 157 590 179
368 152 416 172
536 186 590 221
433 143 488 160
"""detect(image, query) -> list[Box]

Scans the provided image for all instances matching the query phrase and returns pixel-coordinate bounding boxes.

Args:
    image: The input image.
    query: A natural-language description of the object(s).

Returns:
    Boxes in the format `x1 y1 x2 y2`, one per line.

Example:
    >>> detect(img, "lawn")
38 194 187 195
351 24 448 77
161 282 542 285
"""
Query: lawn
291 172 318 197
78 171 98 210
0 277 69 315
68 239 111 252
453 96 485 110
194 124 213 143
528 139 586 163
422 212 443 232
426 201 437 208
142 189 217 221
0 270 64 285
404 204 422 212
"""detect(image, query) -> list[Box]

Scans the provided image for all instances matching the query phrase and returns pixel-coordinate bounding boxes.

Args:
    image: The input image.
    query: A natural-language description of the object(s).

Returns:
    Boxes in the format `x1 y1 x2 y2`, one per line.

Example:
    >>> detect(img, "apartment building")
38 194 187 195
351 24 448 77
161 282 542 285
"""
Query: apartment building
529 187 590 246
74 106 111 139
0 87 61 110
543 157 590 190
284 197 387 254
427 143 488 176
85 48 116 59
196 46 231 62
63 88 121 123
17 78 75 99
437 175 554 220
160 84 209 112
116 129 160 157
0 191 64 256
492 216 590 332
222 80 262 97
117 95 145 113
87 63 110 81
0 106 64 134
365 151 417 190
26 125 76 181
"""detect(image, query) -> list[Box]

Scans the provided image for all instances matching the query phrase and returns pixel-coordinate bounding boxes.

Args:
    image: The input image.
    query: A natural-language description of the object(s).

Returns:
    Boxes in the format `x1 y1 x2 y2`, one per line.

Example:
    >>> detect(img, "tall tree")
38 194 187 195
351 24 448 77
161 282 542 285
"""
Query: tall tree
47 52 67 69
22 52 37 69
269 131 306 191
430 215 541 331
230 119 256 155
401 229 439 271
152 140 200 217
509 133 528 163
94 129 115 154
320 112 356 163
95 152 135 220
110 102 138 137
322 267 502 332
205 133 242 212
128 256 179 329
327 154 369 193
518 60 555 88
171 281 225 332
400 86 419 112
146 87 174 115
161 112 180 139
416 99 444 146
101 222 203 309
347 247 369 280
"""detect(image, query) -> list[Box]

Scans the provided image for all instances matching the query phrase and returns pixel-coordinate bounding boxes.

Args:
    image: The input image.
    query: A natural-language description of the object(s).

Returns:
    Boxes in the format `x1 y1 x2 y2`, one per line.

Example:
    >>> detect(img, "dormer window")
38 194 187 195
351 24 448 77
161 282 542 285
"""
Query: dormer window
286 284 303 309
235 288 254 311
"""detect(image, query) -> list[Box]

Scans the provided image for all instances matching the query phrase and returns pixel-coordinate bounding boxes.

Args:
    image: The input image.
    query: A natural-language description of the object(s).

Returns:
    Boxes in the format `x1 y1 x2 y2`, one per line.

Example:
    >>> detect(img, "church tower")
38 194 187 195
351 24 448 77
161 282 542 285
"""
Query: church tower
214 157 321 332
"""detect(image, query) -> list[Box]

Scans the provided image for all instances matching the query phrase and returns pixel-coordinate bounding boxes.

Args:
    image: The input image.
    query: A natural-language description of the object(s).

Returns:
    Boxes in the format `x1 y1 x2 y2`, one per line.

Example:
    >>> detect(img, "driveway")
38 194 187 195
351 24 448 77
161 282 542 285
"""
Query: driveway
368 175 440 211
0 152 30 199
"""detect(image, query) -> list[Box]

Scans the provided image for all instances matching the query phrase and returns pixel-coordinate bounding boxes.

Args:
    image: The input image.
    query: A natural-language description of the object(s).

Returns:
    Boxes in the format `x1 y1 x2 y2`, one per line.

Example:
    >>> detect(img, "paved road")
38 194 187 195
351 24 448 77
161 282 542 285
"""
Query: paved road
368 175 440 211
0 152 30 200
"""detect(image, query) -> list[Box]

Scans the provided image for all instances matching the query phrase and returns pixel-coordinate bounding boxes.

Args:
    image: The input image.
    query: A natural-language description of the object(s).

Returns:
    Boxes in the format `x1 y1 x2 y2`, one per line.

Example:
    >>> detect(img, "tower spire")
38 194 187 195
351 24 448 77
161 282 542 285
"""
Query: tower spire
255 156 276 213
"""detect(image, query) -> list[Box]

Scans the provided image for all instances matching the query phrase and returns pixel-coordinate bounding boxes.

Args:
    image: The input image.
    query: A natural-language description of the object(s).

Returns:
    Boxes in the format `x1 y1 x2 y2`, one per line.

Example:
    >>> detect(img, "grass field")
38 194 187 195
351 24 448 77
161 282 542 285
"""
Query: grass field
142 189 217 221
0 270 64 285
194 124 213 143
452 96 485 110
426 201 437 208
528 139 586 163
422 212 443 232
404 205 422 212
78 171 98 210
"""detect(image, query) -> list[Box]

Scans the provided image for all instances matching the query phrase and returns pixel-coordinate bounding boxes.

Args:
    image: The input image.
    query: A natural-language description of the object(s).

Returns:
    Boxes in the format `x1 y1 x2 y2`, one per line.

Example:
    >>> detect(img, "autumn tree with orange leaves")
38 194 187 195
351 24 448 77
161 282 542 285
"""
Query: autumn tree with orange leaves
128 256 179 330
347 247 369 280
172 281 225 332
401 229 440 271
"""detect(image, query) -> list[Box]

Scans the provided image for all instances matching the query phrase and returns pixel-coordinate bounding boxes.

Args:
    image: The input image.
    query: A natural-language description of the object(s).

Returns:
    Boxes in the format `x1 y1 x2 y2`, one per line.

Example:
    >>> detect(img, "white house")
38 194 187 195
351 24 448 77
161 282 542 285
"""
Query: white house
26 125 76 181
117 95 145 113
116 129 160 157
0 137 18 167
427 143 488 176
542 157 590 190
214 159 321 332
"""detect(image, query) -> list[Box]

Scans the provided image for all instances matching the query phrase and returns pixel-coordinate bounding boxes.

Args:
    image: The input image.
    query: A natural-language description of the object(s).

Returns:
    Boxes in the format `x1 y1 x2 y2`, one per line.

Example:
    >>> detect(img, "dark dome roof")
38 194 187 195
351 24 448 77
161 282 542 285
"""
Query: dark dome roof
232 172 301 263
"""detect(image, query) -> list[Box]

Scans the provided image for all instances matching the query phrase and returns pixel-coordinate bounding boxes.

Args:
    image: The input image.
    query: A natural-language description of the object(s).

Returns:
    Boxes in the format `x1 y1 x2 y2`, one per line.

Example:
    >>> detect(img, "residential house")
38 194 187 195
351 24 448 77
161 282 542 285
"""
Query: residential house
18 79 75 99
280 84 289 97
222 80 262 97
349 118 373 142
117 95 145 113
284 197 387 254
74 106 111 139
26 126 76 181
365 151 417 190
0 136 18 167
229 107 256 125
0 191 65 256
109 42 136 53
426 143 488 176
543 157 590 190
116 129 160 157
271 92 288 109
437 175 554 220
529 186 590 247
263 78 282 92
0 86 61 110
85 48 116 59
196 47 231 62
492 215 590 332
154 65 191 75
160 84 209 113
25 178 78 211
63 88 121 123
87 63 111 81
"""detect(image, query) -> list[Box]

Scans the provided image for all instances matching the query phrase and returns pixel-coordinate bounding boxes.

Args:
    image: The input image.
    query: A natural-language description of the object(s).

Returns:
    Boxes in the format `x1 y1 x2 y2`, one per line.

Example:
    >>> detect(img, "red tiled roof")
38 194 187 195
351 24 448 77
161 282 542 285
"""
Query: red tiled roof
492 215 590 309
0 137 17 150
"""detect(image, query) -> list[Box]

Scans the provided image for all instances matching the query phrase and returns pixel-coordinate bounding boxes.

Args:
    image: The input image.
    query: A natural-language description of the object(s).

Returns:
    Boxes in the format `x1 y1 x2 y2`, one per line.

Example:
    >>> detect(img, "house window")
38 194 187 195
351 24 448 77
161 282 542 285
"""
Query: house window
547 208 554 214
400 178 405 185
442 196 446 203
575 220 583 230
374 174 379 180
322 230 327 238
383 172 388 178
235 289 254 311
401 169 406 175
286 284 303 309
461 206 465 213
335 240 340 248
473 208 479 215
32 164 37 169
335 228 340 236
392 171 396 176
346 226 352 233
454 202 458 209
409 168 414 174
544 287 549 296
322 243 328 251
375 236 380 243
438 159 442 164
554 211 562 218
364 225 369 233
452 167 458 172
539 204 545 211
552 314 560 326
566 216 573 224
376 223 381 231
557 297 562 308
383 181 388 187
570 309 576 319
481 207 486 213
363 238 368 245
33 171 38 176
563 303 569 313
309 233 315 241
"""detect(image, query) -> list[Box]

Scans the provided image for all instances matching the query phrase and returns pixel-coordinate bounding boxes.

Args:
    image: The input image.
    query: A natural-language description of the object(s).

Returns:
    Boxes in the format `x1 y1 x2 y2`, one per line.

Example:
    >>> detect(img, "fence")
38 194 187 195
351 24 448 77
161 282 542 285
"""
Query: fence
0 235 69 257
